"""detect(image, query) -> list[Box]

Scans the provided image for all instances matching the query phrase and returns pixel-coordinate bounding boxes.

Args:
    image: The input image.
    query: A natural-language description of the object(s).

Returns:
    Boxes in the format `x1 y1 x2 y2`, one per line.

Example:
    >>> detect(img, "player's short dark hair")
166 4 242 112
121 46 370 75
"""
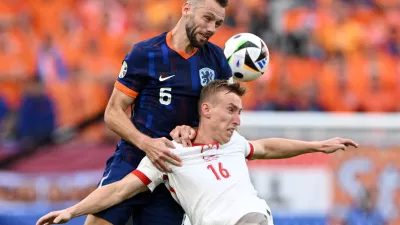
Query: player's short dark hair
215 0 228 7
191 0 229 8
198 79 246 112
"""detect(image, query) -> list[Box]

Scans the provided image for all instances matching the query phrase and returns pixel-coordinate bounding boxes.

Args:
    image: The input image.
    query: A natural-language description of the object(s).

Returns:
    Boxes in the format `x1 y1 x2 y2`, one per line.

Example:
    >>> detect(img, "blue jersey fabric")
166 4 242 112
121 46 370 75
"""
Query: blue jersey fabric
96 32 232 225
114 32 232 165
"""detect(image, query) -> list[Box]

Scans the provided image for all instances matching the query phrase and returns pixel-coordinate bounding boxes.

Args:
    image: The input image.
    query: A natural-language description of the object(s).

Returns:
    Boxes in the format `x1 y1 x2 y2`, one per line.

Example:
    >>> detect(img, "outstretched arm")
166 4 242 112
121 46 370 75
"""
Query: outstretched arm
36 173 148 225
67 173 148 217
249 137 359 160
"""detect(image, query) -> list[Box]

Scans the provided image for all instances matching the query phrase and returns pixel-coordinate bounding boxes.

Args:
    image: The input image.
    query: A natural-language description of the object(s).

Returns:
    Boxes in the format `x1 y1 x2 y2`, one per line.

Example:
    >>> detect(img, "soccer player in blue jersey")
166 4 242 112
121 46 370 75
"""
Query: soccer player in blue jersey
84 0 232 225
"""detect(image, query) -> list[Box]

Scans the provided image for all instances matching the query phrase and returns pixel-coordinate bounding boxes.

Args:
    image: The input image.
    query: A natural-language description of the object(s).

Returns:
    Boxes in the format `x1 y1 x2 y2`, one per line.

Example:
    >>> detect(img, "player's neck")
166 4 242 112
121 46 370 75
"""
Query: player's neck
193 125 217 145
171 21 197 55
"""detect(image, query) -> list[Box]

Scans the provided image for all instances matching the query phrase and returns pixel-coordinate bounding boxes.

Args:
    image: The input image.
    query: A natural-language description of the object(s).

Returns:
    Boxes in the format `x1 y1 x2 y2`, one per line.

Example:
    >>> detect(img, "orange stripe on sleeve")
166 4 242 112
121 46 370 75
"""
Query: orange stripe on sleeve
114 80 139 99
132 170 152 185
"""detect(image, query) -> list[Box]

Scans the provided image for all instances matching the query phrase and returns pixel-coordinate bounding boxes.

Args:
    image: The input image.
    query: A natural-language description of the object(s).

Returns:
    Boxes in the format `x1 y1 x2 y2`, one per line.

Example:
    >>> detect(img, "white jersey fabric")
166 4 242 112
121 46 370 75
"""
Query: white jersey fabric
132 131 273 225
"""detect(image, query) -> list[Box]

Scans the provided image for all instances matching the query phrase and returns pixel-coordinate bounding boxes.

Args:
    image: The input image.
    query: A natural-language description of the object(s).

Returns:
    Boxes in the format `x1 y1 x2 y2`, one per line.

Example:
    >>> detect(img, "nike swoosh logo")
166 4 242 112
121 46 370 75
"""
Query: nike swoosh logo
159 75 175 82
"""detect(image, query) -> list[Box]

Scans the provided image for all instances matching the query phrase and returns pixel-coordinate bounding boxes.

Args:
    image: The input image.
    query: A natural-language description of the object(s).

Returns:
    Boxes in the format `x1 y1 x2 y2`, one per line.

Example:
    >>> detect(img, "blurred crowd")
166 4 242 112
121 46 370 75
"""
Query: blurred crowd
250 0 400 113
0 182 96 202
0 0 400 143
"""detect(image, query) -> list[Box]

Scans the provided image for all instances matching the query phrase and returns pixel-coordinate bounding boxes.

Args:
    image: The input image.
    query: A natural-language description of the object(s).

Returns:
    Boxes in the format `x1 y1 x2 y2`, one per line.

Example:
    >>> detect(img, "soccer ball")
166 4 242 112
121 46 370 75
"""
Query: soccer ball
224 33 270 82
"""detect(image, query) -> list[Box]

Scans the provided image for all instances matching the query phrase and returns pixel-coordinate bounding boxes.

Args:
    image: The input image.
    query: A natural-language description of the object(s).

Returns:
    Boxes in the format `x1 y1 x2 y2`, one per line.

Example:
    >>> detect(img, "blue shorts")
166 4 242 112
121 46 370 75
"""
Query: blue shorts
94 149 184 225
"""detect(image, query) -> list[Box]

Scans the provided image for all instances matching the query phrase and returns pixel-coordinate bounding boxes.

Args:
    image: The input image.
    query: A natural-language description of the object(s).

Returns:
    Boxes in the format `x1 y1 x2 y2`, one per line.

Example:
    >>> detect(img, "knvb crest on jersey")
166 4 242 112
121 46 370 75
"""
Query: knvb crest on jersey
199 67 215 86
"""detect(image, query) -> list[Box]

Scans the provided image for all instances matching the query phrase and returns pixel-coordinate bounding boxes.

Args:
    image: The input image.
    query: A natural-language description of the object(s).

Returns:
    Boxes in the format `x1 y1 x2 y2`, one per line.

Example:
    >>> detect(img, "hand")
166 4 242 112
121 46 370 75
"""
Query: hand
36 210 72 225
141 137 182 172
170 125 196 147
317 137 359 154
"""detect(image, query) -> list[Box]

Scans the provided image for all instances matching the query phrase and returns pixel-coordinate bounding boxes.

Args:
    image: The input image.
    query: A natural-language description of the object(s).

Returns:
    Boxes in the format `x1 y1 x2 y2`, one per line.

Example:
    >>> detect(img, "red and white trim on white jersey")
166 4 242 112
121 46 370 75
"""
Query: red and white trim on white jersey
163 174 176 193
246 142 255 160
132 170 152 185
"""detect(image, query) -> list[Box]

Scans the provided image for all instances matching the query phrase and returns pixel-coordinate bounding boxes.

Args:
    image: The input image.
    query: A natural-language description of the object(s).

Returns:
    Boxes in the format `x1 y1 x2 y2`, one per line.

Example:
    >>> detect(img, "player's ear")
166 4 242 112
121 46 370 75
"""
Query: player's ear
201 103 211 118
182 2 192 17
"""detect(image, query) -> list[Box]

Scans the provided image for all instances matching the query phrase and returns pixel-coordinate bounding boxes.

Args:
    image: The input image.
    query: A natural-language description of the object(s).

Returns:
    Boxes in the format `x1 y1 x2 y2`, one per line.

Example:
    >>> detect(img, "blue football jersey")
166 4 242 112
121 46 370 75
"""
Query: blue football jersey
114 32 232 159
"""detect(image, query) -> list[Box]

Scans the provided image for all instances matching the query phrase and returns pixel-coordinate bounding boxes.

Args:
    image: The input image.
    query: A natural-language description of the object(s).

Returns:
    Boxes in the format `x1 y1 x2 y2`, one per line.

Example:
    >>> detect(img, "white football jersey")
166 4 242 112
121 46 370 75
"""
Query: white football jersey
132 131 273 225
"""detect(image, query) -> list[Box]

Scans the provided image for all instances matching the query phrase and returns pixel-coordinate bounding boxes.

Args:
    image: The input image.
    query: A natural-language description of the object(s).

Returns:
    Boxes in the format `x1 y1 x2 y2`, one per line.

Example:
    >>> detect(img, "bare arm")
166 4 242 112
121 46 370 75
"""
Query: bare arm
104 87 148 149
36 174 148 225
249 137 358 160
104 87 181 172
68 174 148 217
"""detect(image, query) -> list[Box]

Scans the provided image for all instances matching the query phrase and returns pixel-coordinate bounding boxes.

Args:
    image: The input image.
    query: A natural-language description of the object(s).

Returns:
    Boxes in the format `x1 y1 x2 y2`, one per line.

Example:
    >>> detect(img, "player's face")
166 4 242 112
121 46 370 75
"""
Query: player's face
210 91 242 144
185 0 225 47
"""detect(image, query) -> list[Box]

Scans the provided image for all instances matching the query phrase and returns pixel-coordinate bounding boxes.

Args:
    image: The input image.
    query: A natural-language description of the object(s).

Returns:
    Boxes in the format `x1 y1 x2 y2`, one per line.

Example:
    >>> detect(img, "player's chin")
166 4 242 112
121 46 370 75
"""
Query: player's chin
194 40 206 47
194 35 208 46
223 129 234 141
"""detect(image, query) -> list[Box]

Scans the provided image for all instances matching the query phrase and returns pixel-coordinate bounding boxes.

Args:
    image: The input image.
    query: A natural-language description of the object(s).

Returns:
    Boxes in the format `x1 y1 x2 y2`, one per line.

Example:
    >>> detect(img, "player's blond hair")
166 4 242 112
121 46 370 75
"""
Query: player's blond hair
187 0 229 8
198 80 246 114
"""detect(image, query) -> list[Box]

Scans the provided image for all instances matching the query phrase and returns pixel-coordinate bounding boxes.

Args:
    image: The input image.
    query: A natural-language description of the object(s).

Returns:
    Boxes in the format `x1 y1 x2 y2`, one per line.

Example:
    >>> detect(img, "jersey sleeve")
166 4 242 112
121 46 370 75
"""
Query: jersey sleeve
131 157 163 192
114 45 150 99
244 140 255 160
232 131 255 159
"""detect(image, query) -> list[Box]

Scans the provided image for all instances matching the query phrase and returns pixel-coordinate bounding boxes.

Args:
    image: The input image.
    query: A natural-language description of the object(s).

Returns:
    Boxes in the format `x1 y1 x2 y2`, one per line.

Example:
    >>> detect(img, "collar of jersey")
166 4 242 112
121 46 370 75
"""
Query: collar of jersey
166 31 198 60
192 141 219 147
191 131 220 149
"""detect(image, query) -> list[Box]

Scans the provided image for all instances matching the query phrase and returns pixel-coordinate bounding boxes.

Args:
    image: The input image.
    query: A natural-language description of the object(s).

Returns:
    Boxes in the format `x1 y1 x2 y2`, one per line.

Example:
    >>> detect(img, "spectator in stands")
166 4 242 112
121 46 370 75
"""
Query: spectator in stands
0 97 7 125
387 27 400 57
343 188 386 225
0 96 10 142
15 75 56 150
249 0 279 52
37 34 68 83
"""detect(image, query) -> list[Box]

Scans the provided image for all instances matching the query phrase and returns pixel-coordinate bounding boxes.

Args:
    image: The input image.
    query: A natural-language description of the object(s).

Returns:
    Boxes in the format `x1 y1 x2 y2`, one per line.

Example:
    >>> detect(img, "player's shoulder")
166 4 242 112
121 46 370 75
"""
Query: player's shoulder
170 141 201 157
220 131 249 153
232 130 244 139
227 131 246 145
133 32 167 49
126 32 167 59
202 41 225 57
138 155 154 167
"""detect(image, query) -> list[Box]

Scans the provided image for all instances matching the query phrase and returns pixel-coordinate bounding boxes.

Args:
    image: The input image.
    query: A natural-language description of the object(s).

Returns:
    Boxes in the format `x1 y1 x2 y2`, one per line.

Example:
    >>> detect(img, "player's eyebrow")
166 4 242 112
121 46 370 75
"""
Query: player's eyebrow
204 8 225 23
205 13 224 26
228 103 242 111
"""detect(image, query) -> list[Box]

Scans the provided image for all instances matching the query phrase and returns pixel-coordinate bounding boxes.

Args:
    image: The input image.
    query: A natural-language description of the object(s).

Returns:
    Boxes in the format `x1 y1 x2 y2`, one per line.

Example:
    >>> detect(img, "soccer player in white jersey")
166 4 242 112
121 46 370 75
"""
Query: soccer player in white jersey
36 80 358 225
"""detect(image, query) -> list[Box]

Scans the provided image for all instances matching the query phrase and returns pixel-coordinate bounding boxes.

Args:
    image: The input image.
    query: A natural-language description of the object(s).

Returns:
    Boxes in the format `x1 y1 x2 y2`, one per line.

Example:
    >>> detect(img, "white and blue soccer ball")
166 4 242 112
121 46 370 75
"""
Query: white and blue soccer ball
224 33 270 82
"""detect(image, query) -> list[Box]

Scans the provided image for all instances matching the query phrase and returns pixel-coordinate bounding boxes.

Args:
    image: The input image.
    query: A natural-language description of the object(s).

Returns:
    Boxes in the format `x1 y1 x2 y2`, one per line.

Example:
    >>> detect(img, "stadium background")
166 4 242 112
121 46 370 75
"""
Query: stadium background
0 0 399 225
